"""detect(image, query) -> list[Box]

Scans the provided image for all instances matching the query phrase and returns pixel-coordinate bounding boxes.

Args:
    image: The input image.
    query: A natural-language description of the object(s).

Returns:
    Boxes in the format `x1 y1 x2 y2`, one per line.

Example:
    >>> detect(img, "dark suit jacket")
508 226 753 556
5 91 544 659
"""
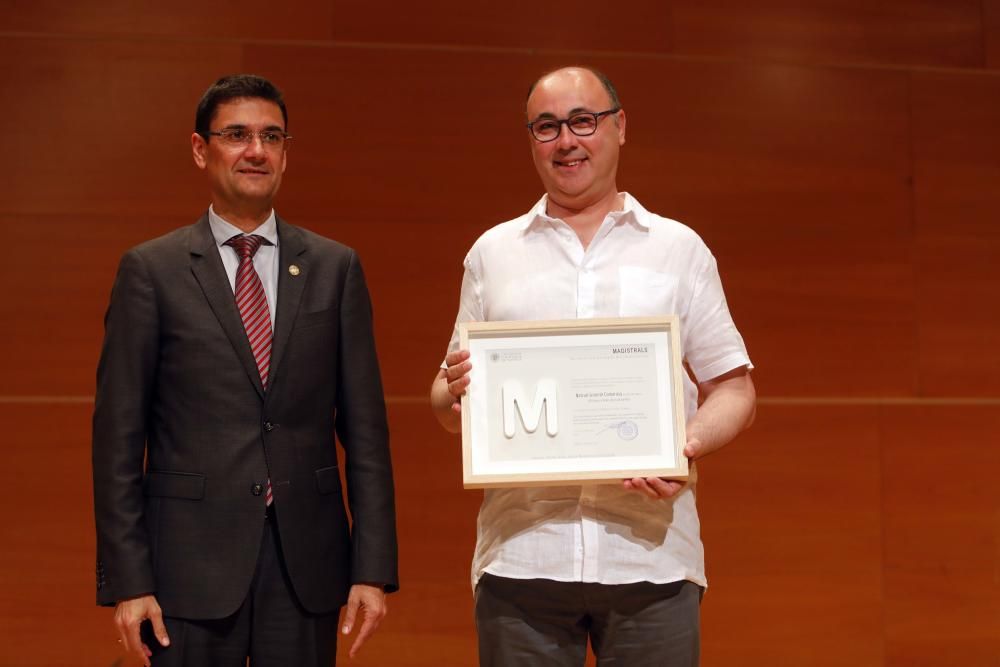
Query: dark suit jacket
92 214 398 619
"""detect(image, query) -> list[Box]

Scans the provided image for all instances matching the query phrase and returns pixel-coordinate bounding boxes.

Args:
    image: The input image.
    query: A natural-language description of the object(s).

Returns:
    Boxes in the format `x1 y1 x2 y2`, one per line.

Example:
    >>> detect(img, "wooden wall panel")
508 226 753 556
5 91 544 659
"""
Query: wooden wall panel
1 214 192 396
699 405 884 665
1 405 119 667
671 0 985 68
329 0 670 53
1 37 241 219
987 0 1000 69
880 406 1000 665
0 0 335 41
615 61 914 397
911 72 1000 396
2 0 986 71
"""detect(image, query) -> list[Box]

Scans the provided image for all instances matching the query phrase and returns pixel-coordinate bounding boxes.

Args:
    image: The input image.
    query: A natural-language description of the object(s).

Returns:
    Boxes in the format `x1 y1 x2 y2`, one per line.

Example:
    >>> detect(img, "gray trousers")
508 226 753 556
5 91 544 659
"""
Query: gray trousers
475 573 701 667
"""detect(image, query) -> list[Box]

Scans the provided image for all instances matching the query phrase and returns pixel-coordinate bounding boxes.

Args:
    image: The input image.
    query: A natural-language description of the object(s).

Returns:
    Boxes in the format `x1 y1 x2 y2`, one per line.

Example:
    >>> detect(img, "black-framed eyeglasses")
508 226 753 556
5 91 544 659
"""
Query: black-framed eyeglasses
205 128 292 148
526 108 621 143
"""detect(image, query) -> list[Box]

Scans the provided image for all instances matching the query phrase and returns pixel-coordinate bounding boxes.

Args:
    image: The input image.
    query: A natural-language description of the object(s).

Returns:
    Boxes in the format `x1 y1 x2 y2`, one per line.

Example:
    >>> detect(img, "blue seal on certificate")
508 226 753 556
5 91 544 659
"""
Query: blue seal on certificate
616 420 638 440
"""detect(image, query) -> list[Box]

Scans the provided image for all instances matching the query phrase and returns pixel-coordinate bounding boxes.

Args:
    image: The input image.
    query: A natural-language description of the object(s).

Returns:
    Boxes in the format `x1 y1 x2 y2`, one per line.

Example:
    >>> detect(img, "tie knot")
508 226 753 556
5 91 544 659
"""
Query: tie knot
225 234 266 260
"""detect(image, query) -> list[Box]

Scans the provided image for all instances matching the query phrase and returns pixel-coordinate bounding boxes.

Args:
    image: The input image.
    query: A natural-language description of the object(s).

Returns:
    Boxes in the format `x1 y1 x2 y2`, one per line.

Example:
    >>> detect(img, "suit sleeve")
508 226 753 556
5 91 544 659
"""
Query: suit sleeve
92 248 159 605
335 251 399 593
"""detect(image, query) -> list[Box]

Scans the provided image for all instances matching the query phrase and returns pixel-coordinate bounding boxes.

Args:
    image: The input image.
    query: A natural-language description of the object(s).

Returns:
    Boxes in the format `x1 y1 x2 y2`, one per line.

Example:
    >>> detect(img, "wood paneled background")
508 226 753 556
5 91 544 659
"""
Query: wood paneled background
1 2 997 665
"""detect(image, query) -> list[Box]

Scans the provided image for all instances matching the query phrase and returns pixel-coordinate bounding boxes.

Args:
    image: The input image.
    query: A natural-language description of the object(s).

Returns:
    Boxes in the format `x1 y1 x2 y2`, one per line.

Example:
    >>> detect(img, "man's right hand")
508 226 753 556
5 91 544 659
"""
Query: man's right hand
441 349 472 409
114 594 169 667
430 349 472 432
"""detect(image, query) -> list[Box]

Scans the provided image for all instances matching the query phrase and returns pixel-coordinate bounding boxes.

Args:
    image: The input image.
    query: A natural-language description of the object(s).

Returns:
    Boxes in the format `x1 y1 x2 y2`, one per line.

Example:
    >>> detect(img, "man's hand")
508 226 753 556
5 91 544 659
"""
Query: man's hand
430 349 472 432
623 438 701 499
441 349 472 412
114 594 169 667
341 583 387 659
623 366 756 499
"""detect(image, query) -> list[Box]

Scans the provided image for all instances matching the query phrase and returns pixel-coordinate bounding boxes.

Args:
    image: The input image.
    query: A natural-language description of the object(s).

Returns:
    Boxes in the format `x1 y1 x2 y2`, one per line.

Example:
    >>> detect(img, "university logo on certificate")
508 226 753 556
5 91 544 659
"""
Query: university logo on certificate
459 317 688 488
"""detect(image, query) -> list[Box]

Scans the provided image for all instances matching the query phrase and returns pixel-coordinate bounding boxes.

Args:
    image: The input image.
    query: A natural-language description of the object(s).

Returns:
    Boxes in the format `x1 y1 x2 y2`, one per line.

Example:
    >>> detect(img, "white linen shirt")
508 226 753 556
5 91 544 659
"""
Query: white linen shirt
446 193 752 590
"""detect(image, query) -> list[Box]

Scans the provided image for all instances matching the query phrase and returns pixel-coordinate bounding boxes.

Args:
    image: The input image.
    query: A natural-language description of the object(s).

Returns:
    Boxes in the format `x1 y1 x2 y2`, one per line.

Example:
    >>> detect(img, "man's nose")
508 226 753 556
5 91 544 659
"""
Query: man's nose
554 122 578 149
242 135 267 158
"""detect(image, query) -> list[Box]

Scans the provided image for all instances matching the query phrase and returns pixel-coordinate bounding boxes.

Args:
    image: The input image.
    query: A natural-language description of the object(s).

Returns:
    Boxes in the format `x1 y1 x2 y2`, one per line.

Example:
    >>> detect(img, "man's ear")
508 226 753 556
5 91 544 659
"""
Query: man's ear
191 132 208 169
616 109 627 147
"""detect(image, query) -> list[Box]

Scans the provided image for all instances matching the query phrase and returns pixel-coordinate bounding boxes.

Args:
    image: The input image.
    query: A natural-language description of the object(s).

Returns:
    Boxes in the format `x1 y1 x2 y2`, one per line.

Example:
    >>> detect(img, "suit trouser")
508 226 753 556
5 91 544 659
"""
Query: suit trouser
145 512 338 667
475 573 701 667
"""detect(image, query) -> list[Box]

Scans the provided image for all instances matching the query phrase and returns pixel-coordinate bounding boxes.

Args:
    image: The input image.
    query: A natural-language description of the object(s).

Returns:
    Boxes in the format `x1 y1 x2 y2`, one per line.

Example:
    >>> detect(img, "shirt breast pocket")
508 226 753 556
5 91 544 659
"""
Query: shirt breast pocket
618 267 679 316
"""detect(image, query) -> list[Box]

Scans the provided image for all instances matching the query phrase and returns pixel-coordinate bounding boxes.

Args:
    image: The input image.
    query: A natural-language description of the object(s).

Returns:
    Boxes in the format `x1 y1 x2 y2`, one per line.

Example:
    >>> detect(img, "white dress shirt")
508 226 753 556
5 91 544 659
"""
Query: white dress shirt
208 206 279 329
446 193 752 589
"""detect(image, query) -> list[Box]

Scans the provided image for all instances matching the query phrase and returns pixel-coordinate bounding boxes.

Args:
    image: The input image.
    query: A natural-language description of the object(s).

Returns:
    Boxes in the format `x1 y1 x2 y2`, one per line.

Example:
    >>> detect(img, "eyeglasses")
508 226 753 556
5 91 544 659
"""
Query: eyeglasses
205 128 292 148
526 108 621 143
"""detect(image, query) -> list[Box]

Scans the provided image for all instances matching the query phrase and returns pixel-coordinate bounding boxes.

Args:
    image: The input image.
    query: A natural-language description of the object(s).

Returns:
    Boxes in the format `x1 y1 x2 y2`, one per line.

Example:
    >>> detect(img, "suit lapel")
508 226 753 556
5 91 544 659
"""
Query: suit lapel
188 214 266 399
268 216 308 395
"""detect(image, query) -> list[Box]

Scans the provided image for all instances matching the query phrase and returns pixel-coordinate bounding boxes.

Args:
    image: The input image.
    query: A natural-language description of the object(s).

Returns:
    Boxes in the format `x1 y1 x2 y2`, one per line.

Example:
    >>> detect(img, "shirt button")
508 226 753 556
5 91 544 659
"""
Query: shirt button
263 422 274 432
251 484 264 496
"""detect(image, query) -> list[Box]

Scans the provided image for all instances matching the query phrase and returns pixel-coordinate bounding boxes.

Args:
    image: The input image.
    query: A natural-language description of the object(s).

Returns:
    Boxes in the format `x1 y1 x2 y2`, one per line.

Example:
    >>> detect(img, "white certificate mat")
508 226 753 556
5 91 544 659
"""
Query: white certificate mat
459 317 688 488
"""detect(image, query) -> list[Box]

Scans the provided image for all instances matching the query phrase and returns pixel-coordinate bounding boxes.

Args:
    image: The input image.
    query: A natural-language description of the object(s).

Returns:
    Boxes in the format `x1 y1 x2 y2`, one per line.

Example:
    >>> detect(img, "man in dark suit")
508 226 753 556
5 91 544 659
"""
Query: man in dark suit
92 74 398 666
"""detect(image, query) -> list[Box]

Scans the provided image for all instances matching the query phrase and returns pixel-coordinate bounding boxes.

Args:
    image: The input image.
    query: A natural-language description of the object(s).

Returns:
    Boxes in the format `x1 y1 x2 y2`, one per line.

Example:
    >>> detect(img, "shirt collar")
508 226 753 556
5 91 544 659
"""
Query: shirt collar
519 192 648 231
208 205 279 247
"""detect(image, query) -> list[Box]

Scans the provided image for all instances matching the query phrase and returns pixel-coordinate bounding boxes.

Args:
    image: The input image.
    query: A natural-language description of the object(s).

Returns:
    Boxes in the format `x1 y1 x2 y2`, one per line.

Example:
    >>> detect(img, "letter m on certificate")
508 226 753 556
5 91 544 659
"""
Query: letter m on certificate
501 379 559 438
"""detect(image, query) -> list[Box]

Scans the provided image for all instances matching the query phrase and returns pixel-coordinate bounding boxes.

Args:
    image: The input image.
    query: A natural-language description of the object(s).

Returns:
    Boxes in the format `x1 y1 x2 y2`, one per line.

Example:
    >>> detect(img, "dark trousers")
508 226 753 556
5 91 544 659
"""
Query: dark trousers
144 514 338 666
475 573 701 667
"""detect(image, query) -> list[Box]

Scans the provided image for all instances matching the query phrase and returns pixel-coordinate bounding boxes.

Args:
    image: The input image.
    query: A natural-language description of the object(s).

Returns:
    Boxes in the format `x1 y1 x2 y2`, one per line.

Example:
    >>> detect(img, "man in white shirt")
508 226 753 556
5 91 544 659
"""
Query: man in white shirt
430 66 757 666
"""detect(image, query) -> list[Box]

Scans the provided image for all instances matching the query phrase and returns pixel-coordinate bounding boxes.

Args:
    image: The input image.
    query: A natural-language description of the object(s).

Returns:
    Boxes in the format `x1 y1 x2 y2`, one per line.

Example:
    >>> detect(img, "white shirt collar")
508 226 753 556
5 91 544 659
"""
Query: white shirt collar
519 192 648 231
208 205 279 247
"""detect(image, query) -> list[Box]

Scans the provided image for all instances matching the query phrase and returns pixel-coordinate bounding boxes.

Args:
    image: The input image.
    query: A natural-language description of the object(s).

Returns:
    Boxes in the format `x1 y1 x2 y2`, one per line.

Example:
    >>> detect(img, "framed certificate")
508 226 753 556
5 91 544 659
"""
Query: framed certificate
459 316 688 488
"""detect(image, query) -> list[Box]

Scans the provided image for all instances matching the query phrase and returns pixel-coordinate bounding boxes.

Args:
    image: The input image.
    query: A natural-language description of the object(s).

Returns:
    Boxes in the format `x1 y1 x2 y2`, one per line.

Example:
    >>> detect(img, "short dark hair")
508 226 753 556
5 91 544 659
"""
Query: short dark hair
194 74 287 138
526 66 621 112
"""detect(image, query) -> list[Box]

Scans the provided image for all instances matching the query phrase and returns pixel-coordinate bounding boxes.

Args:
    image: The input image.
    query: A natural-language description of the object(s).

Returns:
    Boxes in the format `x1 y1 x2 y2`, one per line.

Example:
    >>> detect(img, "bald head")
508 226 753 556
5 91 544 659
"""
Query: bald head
526 66 620 115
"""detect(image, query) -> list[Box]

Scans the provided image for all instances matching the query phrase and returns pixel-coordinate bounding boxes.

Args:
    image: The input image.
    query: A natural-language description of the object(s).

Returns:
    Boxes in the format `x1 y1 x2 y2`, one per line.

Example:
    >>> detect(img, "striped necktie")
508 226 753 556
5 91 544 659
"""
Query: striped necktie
225 233 274 506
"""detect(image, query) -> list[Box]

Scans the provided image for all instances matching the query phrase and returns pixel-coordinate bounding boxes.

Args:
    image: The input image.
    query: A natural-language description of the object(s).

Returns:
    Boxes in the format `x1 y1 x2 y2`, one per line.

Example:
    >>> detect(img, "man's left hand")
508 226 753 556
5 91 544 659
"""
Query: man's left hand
623 438 701 499
341 583 387 658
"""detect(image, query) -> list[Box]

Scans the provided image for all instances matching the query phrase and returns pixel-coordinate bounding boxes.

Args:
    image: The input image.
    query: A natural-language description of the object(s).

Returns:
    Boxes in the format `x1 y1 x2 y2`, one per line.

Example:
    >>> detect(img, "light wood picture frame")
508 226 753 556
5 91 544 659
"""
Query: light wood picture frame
459 316 688 488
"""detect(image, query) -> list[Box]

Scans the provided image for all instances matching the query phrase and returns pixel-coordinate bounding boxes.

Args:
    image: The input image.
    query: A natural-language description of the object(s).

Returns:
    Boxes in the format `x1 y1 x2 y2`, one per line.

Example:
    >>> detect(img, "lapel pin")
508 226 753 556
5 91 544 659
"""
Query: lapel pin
288 264 300 276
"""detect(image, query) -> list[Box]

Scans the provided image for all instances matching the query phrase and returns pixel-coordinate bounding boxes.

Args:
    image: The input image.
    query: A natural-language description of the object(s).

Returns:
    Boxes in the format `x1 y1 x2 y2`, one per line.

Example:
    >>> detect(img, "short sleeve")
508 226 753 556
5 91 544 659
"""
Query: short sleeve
442 252 485 365
681 251 752 382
